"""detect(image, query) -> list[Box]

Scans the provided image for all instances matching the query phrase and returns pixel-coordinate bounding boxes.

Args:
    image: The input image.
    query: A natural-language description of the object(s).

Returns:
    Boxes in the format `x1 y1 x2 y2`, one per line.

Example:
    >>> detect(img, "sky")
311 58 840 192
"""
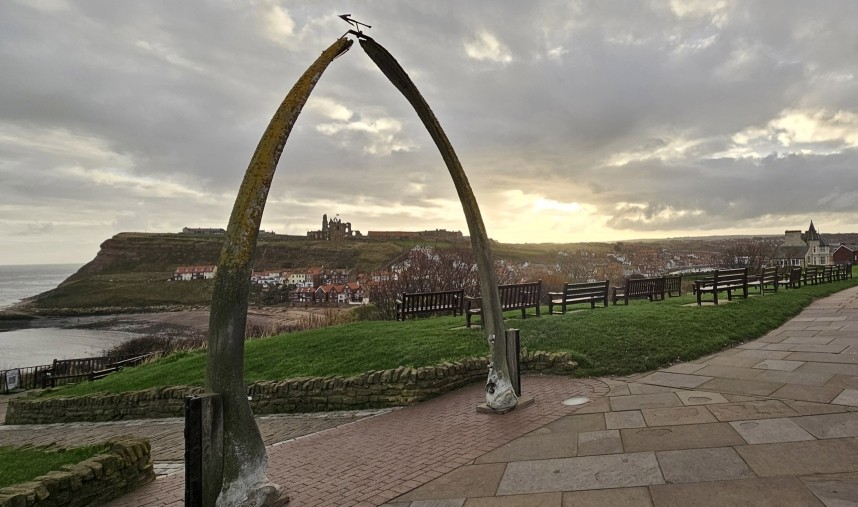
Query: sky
2 1 858 265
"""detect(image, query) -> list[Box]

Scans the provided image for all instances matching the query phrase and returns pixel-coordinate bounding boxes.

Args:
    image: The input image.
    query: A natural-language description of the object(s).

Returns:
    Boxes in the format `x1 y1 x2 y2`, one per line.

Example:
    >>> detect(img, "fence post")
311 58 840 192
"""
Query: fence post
506 328 521 397
185 393 224 507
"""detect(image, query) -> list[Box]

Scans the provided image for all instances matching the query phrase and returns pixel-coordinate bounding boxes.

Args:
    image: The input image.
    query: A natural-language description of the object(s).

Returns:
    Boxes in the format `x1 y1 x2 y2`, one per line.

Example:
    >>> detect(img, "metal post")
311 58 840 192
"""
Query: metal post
506 328 521 397
185 393 224 507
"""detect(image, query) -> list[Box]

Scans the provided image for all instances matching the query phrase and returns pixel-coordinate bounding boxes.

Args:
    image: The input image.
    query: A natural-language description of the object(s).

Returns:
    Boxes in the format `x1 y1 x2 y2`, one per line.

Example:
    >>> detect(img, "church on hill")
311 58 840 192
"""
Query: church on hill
774 221 832 267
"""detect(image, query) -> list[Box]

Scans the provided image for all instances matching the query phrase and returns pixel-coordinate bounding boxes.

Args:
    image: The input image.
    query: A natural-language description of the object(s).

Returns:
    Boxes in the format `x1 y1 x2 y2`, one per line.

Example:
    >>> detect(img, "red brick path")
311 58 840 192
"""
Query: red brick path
111 375 607 506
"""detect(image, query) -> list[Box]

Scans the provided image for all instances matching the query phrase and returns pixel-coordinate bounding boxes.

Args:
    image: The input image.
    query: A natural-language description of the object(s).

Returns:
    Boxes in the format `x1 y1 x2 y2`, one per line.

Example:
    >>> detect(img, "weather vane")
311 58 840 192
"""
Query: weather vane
339 14 371 38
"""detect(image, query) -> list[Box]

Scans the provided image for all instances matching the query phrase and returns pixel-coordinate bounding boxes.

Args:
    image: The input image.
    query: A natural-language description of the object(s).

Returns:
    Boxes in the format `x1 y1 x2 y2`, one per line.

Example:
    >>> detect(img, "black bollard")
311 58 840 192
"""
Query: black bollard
185 393 224 507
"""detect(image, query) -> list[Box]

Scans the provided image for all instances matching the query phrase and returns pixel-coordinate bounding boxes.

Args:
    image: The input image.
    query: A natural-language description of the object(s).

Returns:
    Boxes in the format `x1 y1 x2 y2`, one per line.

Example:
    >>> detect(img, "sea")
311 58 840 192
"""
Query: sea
0 264 141 371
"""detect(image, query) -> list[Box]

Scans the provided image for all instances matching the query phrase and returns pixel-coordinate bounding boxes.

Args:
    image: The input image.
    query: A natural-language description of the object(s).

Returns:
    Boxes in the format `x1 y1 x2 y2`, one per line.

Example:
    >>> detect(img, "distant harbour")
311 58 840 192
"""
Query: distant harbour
0 264 141 370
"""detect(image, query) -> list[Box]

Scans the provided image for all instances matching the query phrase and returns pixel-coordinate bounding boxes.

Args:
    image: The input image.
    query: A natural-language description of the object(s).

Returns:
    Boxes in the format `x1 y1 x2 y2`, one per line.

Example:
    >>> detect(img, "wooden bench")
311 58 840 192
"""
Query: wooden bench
804 265 822 286
663 275 682 297
464 280 542 328
396 289 463 321
749 266 780 294
780 266 802 289
694 268 748 306
837 263 853 280
548 280 609 314
611 278 657 305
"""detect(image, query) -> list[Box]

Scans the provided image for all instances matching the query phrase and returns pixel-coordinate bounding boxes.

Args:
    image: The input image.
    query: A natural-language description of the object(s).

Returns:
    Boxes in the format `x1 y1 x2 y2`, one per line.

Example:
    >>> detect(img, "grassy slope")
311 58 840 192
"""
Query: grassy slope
45 275 857 398
0 445 107 488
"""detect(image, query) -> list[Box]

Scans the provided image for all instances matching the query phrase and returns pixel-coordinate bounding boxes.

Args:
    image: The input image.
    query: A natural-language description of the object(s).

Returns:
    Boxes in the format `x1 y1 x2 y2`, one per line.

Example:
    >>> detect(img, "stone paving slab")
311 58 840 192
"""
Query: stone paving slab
783 399 849 416
560 487 653 506
794 412 858 439
655 447 755 484
621 423 746 452
577 430 622 456
605 411 645 430
825 374 858 390
641 406 715 427
496 452 664 495
729 418 815 444
801 472 858 506
706 399 800 422
832 389 858 407
609 392 683 412
635 372 712 389
474 433 577 464
770 383 844 403
649 477 824 507
736 438 858 477
463 492 562 506
674 390 729 406
754 369 835 386
695 364 765 380
530 413 605 436
395 464 506 502
752 359 805 371
698 377 784 397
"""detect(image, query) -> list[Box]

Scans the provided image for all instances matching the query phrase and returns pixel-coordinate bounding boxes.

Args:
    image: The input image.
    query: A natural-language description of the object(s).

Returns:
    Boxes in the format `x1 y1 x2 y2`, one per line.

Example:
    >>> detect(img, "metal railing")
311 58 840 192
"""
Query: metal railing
1 352 160 394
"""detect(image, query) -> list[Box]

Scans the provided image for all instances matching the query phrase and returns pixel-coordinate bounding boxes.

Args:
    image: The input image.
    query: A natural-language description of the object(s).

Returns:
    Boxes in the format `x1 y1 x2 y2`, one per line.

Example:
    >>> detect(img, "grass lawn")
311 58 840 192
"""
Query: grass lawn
0 445 107 488
43 274 857 398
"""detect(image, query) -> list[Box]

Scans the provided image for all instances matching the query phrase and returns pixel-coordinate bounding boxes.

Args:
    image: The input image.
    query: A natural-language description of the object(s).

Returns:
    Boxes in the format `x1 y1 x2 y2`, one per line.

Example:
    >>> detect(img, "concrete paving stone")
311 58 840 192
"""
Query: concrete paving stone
674 390 729 406
794 412 858 439
844 345 858 355
627 383 677 395
621 423 746 452
560 487 653 506
636 372 712 389
605 411 646 430
801 473 858 507
783 400 849 416
649 476 824 507
826 375 858 391
770 383 844 403
571 397 611 415
737 341 769 350
738 349 792 359
475 433 577 464
833 389 858 407
702 355 770 368
655 447 755 484
463 492 562 507
395 463 508 502
736 438 858 477
787 352 858 364
530 413 605 436
754 369 836 387
790 343 851 353
411 500 466 507
641 406 716 427
661 363 707 374
757 332 788 343
496 452 664 495
705 399 799 422
609 393 683 412
762 343 797 351
607 385 631 397
722 393 766 402
698 377 784 397
781 333 834 342
577 430 623 456
801 362 858 377
752 359 805 372
729 418 815 444
695 364 766 380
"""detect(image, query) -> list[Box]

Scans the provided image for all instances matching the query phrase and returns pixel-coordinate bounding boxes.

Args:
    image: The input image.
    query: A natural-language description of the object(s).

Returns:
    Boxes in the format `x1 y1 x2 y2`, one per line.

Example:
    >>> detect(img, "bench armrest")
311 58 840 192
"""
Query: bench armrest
548 291 562 297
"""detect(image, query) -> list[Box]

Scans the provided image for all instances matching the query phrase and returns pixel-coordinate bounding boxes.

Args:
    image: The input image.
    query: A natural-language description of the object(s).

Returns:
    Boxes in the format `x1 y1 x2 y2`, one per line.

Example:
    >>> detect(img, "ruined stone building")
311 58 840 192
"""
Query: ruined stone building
307 214 362 241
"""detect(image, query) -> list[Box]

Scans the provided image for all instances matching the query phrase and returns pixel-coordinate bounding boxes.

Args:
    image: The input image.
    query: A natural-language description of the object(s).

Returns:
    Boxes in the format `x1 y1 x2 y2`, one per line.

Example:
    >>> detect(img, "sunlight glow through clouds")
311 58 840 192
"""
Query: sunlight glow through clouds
62 167 207 199
464 30 513 63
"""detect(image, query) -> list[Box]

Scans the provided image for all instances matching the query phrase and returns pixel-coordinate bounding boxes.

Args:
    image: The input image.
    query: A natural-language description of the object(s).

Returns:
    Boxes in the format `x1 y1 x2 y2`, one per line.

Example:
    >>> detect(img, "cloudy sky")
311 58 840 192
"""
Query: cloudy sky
2 1 857 265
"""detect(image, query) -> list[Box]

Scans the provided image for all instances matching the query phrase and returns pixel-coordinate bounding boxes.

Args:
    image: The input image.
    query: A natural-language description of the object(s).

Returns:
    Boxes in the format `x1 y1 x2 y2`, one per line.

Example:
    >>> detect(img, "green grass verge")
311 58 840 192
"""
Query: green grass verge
43 275 857 399
0 445 107 488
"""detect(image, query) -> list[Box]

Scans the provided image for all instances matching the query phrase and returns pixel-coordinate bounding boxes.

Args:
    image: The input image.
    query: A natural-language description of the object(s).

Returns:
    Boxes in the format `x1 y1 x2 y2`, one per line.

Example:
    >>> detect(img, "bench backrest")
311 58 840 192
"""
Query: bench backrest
563 280 609 299
498 280 542 307
712 268 747 288
663 275 681 293
401 289 463 311
760 266 778 284
625 278 654 297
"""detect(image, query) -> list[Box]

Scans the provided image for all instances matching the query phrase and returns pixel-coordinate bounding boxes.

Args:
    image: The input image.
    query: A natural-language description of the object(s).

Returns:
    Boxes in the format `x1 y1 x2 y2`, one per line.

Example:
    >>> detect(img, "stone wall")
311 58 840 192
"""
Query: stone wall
0 438 154 507
6 350 576 425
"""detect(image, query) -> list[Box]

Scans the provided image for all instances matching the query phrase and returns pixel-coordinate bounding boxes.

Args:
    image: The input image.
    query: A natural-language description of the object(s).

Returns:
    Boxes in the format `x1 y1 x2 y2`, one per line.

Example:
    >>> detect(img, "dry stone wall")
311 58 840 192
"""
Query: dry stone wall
6 350 576 425
0 438 154 507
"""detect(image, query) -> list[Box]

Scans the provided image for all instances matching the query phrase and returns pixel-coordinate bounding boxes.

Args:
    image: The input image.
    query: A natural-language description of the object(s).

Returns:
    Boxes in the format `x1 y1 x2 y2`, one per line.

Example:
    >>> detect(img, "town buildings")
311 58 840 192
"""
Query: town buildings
775 221 832 267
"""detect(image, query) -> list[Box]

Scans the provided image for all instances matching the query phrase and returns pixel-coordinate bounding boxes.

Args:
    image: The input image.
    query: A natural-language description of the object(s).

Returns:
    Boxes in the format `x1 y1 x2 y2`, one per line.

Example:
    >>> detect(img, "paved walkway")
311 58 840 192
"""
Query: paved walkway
6 286 858 506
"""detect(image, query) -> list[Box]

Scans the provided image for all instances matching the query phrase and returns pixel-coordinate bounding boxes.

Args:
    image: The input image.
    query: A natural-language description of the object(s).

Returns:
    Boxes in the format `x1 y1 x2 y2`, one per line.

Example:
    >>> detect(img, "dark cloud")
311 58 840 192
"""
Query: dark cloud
2 0 858 263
